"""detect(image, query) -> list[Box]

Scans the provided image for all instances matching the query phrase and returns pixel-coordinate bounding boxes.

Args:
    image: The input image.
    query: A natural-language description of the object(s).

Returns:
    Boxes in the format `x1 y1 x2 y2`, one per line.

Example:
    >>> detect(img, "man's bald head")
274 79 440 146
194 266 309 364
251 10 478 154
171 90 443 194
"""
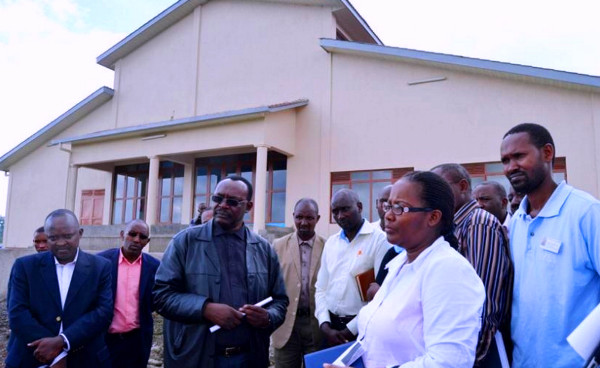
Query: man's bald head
331 189 360 205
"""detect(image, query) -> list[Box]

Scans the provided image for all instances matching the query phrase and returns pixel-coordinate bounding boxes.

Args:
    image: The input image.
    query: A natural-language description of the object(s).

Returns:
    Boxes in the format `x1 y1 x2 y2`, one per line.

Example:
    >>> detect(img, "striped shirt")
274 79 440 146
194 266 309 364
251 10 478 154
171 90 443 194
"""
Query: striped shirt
454 199 513 366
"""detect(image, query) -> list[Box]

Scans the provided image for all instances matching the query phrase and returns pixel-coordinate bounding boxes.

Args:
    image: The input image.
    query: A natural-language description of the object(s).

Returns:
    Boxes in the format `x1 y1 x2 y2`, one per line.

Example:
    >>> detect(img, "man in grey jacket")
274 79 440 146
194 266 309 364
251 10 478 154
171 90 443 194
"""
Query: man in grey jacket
154 176 288 368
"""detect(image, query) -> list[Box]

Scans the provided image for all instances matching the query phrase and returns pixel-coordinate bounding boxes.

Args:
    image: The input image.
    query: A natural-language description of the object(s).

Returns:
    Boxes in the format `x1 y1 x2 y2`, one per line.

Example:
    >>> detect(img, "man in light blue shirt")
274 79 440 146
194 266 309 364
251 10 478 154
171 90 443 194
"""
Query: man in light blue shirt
501 123 600 367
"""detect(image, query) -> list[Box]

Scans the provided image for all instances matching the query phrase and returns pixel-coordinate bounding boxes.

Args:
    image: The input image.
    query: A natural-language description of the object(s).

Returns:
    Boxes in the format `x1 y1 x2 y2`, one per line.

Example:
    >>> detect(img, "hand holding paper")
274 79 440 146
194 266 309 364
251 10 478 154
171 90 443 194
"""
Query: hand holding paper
209 296 273 333
567 303 600 361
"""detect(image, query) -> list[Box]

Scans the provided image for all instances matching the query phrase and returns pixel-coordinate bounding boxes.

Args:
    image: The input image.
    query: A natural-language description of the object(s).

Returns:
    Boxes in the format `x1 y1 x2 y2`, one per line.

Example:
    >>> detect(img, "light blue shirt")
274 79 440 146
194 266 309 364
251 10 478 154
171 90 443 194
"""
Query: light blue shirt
510 181 600 367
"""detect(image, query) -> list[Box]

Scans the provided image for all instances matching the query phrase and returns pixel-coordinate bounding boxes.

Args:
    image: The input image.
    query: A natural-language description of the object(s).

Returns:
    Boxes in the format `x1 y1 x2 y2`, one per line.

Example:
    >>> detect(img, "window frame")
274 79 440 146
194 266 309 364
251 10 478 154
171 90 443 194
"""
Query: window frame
112 164 149 224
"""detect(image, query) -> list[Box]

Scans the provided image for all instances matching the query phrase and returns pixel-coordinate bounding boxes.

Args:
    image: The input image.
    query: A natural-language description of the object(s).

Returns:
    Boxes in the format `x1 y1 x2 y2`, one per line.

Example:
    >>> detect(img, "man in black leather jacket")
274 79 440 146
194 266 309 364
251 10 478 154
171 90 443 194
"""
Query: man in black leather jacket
154 176 288 368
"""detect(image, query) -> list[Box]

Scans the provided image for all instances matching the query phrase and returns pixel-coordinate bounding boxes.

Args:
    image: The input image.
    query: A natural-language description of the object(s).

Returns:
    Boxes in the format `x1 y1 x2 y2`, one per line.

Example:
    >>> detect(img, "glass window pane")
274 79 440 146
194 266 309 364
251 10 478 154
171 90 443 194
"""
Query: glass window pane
195 167 208 194
471 177 485 191
126 176 135 198
174 176 184 196
161 177 171 196
485 162 504 174
485 175 511 195
137 176 147 197
332 184 349 196
210 167 221 193
115 175 125 198
172 197 182 224
241 163 253 184
272 169 286 190
136 199 145 220
112 200 123 224
352 183 371 220
351 172 369 181
553 172 566 183
372 170 392 180
124 199 134 223
270 192 286 223
160 198 171 223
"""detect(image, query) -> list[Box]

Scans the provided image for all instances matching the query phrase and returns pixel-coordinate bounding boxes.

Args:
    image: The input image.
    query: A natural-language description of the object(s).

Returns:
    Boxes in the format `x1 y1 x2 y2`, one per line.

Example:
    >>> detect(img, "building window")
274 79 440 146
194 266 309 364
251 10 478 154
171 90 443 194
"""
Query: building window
112 164 149 224
194 152 287 224
330 168 413 223
463 157 567 191
158 161 185 224
81 189 105 225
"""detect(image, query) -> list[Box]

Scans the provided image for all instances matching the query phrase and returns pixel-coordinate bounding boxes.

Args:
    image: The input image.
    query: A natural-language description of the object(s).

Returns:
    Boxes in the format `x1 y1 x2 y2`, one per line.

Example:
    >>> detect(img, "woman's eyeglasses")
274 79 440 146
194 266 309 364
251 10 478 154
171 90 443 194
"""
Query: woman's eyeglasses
383 203 434 216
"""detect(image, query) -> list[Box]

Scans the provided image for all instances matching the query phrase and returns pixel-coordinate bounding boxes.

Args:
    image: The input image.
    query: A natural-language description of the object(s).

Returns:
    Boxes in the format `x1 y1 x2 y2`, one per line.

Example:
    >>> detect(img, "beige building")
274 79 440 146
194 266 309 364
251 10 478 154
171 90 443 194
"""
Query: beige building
2 0 600 249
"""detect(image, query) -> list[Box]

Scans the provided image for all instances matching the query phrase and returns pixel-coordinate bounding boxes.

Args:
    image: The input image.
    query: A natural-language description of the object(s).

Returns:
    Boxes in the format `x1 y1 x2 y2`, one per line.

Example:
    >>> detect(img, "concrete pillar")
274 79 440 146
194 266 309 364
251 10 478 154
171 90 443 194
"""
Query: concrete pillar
253 144 269 233
181 163 194 224
65 164 79 211
146 156 160 226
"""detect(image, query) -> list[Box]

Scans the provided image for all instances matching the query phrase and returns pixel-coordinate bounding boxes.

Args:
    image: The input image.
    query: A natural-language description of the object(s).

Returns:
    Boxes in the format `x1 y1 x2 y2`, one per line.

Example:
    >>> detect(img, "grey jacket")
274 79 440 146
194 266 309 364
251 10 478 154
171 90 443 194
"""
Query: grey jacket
153 220 288 368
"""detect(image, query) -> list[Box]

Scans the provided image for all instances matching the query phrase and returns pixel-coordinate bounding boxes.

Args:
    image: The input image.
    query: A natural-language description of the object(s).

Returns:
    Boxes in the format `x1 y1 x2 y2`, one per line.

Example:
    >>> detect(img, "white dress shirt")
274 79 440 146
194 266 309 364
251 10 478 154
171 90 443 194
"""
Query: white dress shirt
502 212 512 232
54 248 79 351
315 220 390 334
357 237 485 368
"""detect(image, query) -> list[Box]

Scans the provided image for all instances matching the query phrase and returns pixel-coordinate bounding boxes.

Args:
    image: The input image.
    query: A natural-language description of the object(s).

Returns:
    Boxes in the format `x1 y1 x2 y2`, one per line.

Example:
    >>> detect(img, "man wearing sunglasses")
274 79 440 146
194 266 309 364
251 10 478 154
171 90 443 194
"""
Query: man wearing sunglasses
154 175 288 368
97 219 160 368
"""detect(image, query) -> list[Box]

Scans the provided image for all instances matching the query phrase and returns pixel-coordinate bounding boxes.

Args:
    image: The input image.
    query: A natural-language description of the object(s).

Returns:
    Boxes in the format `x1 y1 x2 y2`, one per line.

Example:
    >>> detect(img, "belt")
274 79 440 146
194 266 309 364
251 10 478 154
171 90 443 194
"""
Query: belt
329 311 356 325
107 328 141 339
215 346 248 358
297 308 311 317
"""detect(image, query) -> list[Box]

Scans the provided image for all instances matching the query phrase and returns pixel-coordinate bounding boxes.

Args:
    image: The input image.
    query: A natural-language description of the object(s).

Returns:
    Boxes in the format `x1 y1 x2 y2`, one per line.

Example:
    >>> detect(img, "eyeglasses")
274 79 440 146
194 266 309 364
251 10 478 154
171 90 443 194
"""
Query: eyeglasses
48 233 78 242
211 195 247 208
383 202 434 216
127 231 149 240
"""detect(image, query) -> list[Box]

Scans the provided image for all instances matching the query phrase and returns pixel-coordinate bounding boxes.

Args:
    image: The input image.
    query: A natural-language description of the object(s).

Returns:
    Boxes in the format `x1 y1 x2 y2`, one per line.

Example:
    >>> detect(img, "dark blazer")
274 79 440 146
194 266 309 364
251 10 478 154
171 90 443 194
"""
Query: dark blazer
97 248 160 364
153 219 289 368
6 250 113 368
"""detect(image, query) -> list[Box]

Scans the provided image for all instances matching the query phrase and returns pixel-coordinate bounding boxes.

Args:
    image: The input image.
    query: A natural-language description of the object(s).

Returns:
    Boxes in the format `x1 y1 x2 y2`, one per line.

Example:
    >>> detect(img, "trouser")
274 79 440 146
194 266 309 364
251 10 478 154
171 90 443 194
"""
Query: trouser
214 352 250 368
274 313 317 368
105 328 146 368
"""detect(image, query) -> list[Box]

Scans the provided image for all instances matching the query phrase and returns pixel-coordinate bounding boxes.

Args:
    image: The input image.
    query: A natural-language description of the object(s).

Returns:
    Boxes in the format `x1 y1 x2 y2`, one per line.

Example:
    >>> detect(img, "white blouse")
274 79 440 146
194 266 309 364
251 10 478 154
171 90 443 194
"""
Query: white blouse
356 236 485 368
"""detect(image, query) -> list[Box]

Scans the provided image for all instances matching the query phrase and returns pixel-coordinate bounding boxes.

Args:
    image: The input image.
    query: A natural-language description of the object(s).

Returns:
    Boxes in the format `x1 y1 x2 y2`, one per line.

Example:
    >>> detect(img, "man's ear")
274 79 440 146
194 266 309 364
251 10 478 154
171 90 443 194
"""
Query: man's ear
427 209 442 228
357 202 363 213
79 228 84 236
459 179 470 193
542 143 555 164
316 215 321 224
245 201 254 212
119 230 125 241
501 197 509 209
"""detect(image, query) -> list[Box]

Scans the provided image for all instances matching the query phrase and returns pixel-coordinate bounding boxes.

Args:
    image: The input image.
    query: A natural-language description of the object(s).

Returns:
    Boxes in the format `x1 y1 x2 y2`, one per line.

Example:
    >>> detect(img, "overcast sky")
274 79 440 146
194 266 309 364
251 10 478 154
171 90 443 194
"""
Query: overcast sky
1 0 599 218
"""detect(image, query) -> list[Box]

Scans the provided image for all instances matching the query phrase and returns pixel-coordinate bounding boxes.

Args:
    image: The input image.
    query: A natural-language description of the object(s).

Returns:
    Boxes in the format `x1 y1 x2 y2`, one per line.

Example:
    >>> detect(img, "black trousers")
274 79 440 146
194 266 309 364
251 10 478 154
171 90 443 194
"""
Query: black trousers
105 329 147 368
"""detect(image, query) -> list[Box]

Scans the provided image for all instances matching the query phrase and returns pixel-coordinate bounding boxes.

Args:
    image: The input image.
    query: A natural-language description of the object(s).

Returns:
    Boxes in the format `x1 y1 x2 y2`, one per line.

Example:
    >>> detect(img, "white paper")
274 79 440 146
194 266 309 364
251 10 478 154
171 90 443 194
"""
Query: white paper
568 303 600 360
209 296 274 333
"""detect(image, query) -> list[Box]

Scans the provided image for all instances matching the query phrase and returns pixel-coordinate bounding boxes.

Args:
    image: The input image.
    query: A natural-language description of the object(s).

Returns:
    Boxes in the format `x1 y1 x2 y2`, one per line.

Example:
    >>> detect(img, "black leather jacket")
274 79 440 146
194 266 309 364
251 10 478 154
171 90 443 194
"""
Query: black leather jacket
153 220 288 368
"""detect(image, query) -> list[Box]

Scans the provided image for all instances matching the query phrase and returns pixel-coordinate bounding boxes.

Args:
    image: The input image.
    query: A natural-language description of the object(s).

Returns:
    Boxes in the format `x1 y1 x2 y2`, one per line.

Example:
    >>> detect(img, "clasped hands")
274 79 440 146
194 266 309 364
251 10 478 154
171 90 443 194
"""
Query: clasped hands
204 302 269 330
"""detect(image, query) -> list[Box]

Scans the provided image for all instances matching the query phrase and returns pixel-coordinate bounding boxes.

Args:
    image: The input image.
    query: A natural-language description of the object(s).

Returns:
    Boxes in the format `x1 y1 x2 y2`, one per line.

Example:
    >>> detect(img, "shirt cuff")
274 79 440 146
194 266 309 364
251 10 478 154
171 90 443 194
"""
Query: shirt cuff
316 311 331 328
346 317 358 335
59 333 70 352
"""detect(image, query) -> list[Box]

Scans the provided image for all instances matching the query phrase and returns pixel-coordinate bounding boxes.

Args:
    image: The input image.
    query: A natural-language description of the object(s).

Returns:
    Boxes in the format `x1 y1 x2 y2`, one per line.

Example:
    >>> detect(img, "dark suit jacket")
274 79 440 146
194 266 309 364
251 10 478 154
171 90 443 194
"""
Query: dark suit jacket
97 248 160 364
6 250 113 368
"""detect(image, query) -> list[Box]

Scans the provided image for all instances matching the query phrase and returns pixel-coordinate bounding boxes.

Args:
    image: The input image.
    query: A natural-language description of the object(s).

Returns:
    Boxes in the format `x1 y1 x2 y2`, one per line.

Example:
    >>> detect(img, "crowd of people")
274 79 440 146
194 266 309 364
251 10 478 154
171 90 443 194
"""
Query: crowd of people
5 122 600 368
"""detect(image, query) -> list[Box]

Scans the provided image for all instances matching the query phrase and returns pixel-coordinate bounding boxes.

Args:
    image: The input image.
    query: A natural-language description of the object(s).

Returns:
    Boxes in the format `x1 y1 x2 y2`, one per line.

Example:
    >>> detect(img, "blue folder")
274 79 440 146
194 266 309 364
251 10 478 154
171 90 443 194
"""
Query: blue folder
304 342 365 368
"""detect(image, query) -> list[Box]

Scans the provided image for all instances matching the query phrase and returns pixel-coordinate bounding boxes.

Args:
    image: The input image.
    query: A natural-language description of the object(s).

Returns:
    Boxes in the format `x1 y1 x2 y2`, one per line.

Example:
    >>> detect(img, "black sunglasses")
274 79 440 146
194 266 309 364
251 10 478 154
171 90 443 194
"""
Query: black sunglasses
127 231 149 240
212 195 247 207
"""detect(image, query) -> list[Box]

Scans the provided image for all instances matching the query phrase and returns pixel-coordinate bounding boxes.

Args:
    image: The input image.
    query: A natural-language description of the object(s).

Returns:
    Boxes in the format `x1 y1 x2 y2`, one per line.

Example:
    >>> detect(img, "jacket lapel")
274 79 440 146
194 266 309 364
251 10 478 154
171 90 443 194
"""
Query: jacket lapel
110 249 119 298
199 219 220 272
63 251 91 311
139 253 151 302
309 236 324 285
289 234 301 281
39 252 62 310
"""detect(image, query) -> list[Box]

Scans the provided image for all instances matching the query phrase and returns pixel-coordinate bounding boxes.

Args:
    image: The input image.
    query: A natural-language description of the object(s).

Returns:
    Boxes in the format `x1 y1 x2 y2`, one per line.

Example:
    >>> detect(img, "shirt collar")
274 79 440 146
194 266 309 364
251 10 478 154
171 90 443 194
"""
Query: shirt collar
339 219 373 242
297 234 315 247
118 248 142 265
54 248 79 266
454 199 479 226
517 180 571 219
213 221 246 241
386 236 446 272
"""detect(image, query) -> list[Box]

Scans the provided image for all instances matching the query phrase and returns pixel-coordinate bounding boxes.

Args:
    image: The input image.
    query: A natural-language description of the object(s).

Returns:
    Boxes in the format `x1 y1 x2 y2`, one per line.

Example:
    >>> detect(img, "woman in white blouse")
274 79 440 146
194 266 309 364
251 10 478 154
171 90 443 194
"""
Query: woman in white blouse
326 171 485 368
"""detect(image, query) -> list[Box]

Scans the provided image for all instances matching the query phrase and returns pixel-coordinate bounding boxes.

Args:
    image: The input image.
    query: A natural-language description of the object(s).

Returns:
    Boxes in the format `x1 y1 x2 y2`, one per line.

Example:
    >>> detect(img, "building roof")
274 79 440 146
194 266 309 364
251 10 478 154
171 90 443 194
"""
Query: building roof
97 0 381 70
49 99 309 146
0 87 114 172
320 39 600 92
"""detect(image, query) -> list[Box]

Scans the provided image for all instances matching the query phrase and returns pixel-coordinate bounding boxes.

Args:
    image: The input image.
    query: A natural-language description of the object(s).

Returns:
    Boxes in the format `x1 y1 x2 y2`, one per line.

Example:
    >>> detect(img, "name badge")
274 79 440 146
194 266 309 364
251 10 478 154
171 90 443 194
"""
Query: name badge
540 237 562 253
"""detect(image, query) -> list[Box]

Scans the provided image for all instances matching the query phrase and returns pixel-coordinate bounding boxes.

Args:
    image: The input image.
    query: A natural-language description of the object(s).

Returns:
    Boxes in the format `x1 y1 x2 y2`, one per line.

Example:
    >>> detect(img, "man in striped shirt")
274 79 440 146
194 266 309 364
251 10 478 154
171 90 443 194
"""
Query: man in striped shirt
432 164 513 367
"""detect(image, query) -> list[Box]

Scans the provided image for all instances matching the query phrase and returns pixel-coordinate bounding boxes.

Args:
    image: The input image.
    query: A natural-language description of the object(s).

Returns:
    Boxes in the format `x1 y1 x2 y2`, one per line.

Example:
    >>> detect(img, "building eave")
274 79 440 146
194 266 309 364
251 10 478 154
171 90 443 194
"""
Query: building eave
97 0 377 70
49 99 309 146
0 87 114 172
320 39 600 92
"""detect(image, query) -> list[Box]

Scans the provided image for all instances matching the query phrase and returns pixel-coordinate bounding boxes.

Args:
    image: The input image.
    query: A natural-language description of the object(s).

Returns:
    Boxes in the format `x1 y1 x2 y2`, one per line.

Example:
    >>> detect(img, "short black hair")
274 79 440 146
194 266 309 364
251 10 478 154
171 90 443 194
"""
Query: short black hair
35 226 45 233
504 123 555 164
294 198 319 214
44 209 80 229
431 163 472 190
224 175 254 201
475 181 507 199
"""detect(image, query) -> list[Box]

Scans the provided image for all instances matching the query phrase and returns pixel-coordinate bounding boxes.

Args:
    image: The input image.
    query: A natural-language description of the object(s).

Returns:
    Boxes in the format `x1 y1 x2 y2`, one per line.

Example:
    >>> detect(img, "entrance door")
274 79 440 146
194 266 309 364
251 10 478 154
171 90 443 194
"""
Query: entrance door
81 189 105 225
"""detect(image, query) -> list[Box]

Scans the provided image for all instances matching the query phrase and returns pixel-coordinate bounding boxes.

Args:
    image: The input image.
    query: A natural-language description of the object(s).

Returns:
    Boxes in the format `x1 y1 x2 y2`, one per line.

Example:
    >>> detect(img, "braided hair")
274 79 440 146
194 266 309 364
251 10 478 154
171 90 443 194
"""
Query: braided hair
403 171 459 250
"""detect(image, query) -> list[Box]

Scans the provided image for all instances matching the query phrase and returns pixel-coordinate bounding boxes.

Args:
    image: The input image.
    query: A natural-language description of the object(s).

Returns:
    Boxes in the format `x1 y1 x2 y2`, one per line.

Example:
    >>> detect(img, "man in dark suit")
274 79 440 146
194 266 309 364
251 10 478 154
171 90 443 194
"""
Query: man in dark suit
97 219 160 368
6 209 113 368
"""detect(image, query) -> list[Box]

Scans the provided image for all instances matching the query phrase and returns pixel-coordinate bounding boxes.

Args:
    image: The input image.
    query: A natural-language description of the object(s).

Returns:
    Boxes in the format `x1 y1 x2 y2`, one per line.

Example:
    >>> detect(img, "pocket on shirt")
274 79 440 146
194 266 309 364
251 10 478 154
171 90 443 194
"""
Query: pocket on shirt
349 254 374 277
